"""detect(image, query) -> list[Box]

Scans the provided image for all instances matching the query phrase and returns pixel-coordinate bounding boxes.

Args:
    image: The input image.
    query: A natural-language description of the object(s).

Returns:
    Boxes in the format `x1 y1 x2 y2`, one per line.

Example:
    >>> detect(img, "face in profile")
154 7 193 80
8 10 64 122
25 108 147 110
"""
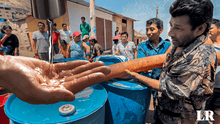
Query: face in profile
209 24 219 42
146 23 162 41
168 15 197 47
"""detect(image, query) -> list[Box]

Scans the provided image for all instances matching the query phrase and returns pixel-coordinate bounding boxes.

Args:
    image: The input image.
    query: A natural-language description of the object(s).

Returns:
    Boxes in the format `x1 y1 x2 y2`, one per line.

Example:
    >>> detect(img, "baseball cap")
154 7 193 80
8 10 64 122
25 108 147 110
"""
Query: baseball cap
113 35 120 40
83 35 89 40
73 31 81 37
89 37 95 40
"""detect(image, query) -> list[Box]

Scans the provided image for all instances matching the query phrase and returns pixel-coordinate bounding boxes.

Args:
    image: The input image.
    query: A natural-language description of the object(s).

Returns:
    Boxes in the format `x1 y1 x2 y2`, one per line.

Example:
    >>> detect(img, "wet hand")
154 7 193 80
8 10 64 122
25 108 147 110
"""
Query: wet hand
0 56 111 104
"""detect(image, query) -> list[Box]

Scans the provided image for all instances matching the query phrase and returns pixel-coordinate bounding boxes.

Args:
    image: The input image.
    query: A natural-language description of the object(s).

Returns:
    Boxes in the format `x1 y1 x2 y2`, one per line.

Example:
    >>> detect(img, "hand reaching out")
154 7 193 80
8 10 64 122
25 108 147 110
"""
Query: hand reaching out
0 56 110 104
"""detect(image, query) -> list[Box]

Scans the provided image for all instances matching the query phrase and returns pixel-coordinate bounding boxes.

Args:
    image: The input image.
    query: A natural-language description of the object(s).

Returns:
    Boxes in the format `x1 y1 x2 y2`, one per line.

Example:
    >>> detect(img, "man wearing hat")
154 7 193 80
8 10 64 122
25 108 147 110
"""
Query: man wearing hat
66 31 90 59
89 37 103 61
112 35 120 55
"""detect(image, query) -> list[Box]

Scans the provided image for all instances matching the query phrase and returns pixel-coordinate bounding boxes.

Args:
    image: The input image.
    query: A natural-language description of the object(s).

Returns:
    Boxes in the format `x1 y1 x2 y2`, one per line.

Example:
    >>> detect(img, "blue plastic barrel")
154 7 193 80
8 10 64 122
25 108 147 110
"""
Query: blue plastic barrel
48 57 86 63
94 55 128 66
94 55 151 124
4 84 107 124
101 79 151 124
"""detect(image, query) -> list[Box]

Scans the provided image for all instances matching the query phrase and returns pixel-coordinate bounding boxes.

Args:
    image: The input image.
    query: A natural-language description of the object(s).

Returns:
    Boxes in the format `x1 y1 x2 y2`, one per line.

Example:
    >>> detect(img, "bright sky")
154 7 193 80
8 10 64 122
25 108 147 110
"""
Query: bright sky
84 0 220 39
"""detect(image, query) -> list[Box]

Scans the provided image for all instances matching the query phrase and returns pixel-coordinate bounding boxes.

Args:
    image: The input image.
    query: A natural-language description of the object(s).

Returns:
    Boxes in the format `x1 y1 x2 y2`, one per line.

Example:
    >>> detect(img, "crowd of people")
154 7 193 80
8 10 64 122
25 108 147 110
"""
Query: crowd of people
1 0 220 123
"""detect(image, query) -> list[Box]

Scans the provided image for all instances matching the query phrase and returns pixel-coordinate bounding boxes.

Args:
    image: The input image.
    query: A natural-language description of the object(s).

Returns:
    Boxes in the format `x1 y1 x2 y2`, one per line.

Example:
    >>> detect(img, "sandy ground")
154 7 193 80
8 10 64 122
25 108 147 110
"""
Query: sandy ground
145 94 155 124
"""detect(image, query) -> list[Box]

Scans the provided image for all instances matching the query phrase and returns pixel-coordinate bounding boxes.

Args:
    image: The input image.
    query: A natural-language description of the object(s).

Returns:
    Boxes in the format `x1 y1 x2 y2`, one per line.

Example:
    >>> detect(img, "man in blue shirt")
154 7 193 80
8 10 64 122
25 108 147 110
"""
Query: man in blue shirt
137 18 171 109
137 18 171 80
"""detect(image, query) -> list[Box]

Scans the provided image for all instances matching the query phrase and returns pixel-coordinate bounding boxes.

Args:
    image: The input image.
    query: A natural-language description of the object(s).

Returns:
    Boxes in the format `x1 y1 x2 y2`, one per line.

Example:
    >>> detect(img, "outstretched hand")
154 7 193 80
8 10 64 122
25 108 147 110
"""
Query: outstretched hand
0 56 110 104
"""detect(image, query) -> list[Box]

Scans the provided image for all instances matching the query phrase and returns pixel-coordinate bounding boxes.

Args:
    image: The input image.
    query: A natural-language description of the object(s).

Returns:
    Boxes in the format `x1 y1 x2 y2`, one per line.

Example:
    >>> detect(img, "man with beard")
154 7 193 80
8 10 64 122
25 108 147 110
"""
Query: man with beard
125 0 217 123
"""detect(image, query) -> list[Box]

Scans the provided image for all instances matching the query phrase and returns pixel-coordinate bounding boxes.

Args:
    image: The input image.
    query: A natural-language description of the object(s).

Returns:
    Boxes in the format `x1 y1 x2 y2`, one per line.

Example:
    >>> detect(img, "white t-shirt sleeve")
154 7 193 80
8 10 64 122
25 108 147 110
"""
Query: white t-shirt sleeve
69 30 72 37
32 31 36 40
131 42 136 49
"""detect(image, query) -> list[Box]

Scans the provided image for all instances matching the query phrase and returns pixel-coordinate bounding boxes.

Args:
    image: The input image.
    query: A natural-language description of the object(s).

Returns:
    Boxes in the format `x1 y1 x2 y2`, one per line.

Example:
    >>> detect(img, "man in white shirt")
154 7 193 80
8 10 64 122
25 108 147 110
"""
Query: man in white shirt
59 23 72 44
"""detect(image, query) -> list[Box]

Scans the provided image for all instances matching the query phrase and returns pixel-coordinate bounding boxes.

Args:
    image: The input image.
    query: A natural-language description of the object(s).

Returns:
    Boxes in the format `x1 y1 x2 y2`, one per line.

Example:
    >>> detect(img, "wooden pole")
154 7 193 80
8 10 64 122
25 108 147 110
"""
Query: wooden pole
156 6 158 18
90 0 96 38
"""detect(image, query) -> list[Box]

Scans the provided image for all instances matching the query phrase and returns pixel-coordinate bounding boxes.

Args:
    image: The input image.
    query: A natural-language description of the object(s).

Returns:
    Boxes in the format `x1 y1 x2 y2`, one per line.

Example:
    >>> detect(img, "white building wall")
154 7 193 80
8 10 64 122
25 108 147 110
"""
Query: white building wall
67 1 112 35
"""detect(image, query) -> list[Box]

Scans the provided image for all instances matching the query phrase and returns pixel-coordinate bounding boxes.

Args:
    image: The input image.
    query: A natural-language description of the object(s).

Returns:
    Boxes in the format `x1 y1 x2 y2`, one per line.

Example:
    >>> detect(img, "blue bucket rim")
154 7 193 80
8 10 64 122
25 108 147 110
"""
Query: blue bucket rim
4 84 108 124
103 79 149 90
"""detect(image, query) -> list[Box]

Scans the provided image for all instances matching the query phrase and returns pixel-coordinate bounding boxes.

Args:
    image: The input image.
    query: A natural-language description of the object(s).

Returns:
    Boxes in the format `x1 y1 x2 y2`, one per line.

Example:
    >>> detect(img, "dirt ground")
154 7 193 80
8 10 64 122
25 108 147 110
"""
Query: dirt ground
145 94 155 124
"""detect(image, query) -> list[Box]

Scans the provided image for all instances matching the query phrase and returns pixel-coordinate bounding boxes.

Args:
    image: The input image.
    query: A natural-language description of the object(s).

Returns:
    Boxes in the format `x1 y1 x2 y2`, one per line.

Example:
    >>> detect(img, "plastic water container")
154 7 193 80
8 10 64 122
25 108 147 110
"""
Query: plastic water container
48 58 86 63
4 84 107 124
101 79 151 124
94 55 151 124
94 55 128 66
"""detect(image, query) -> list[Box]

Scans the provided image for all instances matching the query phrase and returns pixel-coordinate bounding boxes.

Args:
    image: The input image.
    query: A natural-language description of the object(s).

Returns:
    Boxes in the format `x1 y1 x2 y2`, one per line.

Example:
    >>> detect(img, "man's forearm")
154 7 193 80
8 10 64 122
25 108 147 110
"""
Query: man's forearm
0 55 10 88
14 48 18 56
134 73 160 90
32 41 37 54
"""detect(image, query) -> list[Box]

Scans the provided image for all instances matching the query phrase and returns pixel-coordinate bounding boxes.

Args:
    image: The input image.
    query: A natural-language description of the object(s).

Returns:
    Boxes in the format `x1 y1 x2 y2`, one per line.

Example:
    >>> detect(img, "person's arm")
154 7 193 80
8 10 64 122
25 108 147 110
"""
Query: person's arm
58 33 62 53
133 48 137 59
32 39 38 56
88 24 91 33
0 55 111 104
66 44 71 58
97 50 101 56
131 42 137 59
115 45 119 55
0 35 9 44
14 47 18 56
70 36 72 42
32 32 38 56
14 35 19 56
125 70 160 90
80 24 82 32
82 42 91 60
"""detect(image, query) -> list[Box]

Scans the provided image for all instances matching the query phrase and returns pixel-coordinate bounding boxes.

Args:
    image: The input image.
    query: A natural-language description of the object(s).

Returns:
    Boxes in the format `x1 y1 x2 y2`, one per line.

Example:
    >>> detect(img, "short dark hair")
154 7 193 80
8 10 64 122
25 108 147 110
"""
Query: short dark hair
90 39 98 43
60 40 67 45
212 18 220 28
53 22 57 27
116 27 119 28
1 25 12 34
38 22 45 27
146 18 163 30
62 23 67 27
169 0 213 36
113 39 119 44
81 17 85 20
121 31 128 37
